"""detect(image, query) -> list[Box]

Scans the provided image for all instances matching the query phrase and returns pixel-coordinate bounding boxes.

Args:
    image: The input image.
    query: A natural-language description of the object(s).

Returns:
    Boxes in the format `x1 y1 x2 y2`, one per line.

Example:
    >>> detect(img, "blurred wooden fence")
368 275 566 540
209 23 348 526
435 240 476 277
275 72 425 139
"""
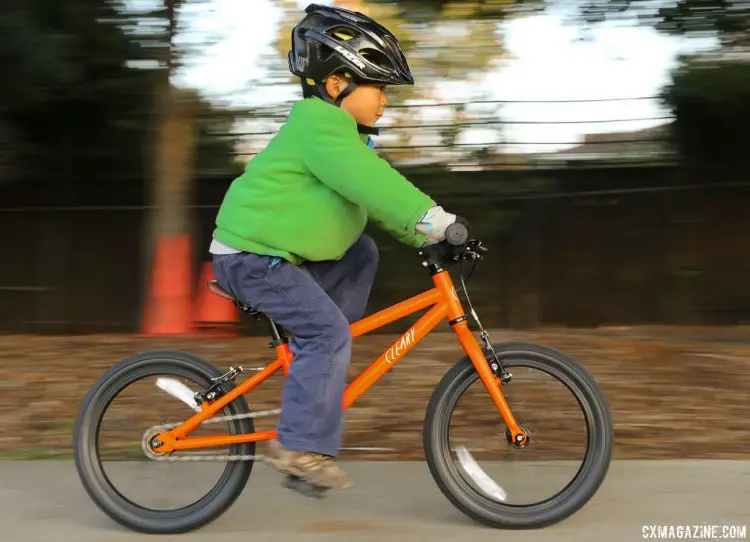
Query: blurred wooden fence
1 166 749 334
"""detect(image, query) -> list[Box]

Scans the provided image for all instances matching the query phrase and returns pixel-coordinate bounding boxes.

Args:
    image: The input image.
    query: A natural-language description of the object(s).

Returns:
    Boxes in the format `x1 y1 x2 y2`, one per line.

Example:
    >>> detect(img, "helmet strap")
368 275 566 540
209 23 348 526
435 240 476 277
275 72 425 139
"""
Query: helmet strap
315 79 357 107
311 76 381 136
357 123 380 136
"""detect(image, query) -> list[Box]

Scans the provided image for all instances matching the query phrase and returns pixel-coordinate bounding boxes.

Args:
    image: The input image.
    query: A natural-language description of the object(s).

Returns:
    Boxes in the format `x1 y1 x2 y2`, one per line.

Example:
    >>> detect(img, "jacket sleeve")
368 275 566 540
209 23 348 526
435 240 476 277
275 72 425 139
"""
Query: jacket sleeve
303 114 435 248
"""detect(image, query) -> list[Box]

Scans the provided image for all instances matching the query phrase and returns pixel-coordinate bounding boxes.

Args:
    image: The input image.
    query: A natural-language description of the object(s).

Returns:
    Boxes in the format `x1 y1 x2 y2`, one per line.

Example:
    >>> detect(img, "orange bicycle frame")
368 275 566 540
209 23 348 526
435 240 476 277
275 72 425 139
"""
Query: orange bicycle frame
152 268 525 454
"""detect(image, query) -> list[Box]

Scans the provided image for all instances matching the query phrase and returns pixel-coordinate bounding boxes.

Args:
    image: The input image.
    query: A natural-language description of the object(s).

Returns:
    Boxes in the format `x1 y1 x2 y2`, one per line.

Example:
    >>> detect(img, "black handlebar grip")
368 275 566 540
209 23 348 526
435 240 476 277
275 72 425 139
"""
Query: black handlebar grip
445 222 469 246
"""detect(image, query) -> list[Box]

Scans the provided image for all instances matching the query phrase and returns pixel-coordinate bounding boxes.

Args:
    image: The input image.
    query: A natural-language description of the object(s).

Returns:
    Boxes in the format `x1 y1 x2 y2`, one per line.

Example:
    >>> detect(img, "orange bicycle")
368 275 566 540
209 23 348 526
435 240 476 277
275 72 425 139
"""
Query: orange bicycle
73 223 613 534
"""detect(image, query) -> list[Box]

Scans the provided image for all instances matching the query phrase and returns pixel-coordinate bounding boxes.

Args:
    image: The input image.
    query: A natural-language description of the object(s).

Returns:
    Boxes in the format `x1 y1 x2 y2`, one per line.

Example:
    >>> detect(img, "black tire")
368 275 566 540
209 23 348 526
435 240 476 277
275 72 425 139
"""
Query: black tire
73 349 255 534
423 341 613 529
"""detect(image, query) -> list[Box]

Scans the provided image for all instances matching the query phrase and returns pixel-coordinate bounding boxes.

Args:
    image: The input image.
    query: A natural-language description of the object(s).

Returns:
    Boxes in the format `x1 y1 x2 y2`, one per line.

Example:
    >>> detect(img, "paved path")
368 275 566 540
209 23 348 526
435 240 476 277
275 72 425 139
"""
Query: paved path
0 460 748 542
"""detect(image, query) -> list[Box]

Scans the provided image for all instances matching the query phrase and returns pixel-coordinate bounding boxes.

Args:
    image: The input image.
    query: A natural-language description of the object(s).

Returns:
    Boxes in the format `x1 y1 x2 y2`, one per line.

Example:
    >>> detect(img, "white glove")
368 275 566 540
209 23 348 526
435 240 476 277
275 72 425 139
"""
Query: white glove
415 205 456 245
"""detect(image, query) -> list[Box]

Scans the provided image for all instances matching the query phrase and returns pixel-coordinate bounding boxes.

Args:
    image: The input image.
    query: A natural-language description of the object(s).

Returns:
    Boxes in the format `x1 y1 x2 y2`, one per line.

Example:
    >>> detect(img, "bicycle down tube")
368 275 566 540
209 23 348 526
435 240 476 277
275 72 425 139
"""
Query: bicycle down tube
152 270 525 454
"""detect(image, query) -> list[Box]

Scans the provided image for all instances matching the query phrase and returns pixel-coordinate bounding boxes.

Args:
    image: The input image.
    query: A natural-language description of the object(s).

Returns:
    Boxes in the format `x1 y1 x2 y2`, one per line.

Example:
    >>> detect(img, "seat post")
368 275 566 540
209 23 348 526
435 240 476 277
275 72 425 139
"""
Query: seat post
266 315 287 347
207 279 287 346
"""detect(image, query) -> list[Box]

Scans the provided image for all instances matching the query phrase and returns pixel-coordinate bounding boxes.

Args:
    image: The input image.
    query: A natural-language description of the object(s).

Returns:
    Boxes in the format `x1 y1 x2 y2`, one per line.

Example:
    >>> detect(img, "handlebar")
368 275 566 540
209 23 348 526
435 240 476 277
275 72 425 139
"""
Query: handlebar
445 222 469 246
417 222 487 322
418 221 488 270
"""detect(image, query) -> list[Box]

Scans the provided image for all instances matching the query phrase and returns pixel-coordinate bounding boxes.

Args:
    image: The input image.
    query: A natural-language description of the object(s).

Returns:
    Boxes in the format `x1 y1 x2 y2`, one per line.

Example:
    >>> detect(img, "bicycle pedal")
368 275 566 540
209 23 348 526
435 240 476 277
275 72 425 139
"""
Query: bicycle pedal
283 475 328 499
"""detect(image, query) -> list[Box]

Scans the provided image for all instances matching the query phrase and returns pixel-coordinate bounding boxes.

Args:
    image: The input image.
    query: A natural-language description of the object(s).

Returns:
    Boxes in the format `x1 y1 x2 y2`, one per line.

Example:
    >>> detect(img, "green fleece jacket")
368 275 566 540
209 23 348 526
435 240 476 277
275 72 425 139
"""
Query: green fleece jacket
212 96 435 264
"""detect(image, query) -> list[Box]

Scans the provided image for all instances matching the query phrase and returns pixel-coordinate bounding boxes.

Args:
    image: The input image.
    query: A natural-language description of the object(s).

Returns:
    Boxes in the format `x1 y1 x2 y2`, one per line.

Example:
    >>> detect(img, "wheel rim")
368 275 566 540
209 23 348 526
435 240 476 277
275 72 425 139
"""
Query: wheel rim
437 351 606 513
80 363 252 517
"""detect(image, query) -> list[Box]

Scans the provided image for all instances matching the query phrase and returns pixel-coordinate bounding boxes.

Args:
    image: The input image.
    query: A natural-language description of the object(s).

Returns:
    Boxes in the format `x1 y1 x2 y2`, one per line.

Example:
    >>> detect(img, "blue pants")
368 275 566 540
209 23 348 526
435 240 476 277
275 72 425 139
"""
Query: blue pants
212 235 379 457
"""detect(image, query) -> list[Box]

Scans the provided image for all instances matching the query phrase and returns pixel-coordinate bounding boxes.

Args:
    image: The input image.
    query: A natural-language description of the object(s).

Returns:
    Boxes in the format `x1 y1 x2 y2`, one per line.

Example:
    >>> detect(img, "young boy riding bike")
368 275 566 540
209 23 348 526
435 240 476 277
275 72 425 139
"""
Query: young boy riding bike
209 3 467 492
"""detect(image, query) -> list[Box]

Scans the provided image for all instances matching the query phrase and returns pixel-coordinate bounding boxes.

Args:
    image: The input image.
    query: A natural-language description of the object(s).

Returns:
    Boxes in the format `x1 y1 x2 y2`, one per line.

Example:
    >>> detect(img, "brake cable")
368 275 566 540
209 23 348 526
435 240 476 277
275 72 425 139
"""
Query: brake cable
455 246 510 383
457 255 482 330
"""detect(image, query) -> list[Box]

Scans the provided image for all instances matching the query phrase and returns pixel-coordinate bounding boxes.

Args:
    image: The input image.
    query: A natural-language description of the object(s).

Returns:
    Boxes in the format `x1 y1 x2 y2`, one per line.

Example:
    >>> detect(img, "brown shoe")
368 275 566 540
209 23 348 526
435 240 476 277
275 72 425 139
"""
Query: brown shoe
262 440 353 490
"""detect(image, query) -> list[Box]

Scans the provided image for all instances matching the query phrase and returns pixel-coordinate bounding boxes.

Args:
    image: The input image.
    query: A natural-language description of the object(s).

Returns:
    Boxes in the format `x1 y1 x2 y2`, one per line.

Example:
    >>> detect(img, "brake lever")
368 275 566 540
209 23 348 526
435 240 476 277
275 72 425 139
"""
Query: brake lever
466 239 488 253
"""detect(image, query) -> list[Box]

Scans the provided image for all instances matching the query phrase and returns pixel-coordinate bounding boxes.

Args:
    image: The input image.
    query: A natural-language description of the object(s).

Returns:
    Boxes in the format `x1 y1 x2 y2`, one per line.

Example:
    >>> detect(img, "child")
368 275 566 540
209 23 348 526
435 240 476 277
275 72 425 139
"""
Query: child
209 3 464 492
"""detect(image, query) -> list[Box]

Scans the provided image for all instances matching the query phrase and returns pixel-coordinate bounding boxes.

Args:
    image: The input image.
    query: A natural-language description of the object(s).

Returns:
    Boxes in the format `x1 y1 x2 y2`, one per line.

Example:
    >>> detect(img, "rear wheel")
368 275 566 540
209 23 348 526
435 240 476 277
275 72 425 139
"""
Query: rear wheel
423 341 613 528
73 349 255 534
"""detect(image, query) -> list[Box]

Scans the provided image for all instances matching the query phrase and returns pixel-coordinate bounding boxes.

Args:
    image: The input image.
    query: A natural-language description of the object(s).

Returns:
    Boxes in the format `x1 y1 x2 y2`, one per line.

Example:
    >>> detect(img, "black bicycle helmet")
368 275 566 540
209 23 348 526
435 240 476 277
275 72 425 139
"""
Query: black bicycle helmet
289 3 414 108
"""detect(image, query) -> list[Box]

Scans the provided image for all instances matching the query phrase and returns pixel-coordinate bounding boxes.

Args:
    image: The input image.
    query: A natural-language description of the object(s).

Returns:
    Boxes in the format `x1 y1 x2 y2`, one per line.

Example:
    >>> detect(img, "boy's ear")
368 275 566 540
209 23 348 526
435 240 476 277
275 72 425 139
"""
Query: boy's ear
324 74 351 100
323 78 336 99
324 76 342 100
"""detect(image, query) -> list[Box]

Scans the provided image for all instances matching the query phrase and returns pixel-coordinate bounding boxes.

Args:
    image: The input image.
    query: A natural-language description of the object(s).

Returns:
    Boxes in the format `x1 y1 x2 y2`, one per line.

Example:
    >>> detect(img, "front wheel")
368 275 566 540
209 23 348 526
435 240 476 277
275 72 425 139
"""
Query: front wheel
423 341 613 529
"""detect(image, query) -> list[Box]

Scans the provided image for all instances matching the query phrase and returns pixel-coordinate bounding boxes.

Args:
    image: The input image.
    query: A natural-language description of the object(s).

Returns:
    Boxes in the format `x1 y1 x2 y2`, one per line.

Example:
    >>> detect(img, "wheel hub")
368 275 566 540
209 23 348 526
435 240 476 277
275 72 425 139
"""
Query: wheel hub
141 427 171 459
505 424 531 449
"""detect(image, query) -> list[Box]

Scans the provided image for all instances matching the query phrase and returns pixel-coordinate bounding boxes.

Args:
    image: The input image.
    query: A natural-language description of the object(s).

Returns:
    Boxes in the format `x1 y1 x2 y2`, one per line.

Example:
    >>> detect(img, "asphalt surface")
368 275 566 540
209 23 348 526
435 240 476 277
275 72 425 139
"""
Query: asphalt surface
0 460 748 542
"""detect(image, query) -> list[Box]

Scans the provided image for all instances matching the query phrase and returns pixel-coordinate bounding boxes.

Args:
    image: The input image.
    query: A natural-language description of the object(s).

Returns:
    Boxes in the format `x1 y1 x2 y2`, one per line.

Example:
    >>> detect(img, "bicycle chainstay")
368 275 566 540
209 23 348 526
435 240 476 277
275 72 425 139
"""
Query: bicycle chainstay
140 408 281 463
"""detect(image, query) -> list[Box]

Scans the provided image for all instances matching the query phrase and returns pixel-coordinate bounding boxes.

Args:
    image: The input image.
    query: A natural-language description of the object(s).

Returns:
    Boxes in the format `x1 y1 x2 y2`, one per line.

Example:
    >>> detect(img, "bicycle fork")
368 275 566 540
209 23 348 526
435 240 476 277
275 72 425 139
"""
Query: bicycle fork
433 270 529 448
452 319 529 448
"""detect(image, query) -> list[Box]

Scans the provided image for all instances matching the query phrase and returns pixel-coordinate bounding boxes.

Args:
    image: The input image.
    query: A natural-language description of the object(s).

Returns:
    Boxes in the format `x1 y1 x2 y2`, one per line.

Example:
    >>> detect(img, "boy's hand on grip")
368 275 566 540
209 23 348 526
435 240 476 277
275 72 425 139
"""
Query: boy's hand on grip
415 205 457 245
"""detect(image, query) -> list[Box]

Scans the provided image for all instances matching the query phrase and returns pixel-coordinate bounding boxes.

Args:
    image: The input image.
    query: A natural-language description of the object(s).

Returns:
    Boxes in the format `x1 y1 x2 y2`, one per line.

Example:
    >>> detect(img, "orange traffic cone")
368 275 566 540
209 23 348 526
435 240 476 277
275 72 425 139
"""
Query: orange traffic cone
192 261 240 337
140 234 194 336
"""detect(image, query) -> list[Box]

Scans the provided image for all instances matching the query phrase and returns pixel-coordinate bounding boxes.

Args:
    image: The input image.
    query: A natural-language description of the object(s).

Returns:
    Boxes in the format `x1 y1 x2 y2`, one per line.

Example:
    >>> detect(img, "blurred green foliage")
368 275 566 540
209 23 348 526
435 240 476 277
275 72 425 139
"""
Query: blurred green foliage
575 0 750 172
578 0 750 47
270 0 545 104
0 1 242 186
250 0 548 167
661 54 750 173
0 2 154 181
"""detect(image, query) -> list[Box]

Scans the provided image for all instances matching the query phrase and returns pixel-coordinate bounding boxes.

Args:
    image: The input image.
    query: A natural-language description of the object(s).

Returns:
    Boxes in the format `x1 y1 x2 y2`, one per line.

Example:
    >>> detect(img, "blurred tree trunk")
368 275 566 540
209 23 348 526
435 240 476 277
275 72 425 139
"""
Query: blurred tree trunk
147 0 195 239
149 82 196 240
140 0 197 334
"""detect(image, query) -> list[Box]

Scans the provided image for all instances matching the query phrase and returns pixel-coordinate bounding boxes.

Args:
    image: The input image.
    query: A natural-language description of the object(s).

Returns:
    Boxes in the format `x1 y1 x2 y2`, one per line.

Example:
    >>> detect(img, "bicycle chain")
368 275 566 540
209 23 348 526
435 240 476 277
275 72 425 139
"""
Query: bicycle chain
140 408 281 463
